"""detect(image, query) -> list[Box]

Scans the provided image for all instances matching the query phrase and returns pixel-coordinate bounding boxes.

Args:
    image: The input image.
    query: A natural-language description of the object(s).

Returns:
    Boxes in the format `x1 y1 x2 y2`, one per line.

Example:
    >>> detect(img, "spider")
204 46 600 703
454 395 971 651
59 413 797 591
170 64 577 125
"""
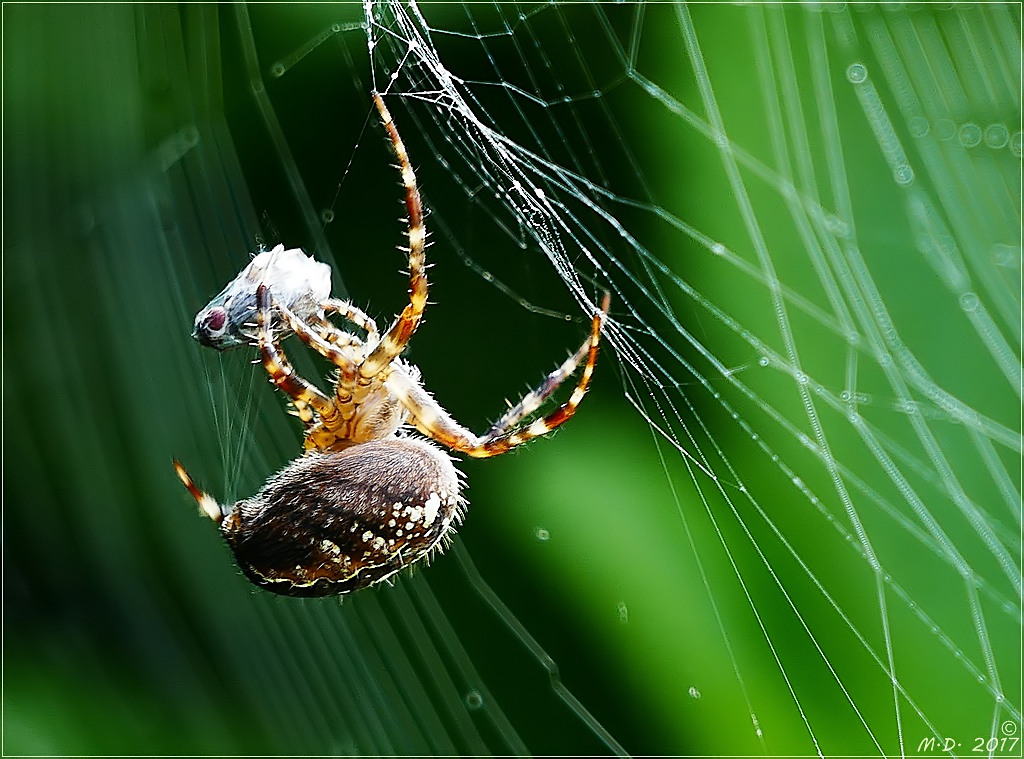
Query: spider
175 92 609 597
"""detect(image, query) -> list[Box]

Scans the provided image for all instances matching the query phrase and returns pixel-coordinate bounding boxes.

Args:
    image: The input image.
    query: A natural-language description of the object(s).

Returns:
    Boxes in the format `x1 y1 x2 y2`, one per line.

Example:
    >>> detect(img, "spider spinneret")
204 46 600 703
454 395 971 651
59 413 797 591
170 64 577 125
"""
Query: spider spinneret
175 91 609 596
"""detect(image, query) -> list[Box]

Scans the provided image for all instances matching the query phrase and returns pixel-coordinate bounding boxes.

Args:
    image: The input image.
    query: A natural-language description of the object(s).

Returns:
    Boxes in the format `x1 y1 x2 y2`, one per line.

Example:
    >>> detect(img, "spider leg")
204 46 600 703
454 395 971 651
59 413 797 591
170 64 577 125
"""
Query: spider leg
256 285 340 428
274 297 358 389
290 399 316 425
173 459 225 523
360 91 428 380
484 338 590 439
305 299 377 370
322 298 379 342
388 295 609 459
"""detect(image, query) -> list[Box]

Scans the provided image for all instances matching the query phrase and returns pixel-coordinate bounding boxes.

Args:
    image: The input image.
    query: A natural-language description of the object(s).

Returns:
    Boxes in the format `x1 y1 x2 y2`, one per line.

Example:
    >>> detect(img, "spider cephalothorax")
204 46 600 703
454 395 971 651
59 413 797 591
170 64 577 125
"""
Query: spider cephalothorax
175 91 608 596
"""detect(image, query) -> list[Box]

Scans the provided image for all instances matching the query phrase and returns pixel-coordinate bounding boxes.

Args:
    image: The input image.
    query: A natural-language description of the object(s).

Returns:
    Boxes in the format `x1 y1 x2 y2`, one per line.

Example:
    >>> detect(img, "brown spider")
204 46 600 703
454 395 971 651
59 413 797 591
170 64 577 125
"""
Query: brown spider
175 92 609 597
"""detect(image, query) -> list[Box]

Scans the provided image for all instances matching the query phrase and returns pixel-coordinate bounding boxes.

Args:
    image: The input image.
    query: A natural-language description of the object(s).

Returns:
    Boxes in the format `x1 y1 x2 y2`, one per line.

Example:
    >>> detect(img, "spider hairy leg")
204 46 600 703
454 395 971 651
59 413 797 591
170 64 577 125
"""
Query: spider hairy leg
274 297 358 388
321 298 379 343
389 293 610 458
290 399 316 424
360 91 428 379
256 284 341 427
173 459 225 523
485 339 590 438
479 292 609 454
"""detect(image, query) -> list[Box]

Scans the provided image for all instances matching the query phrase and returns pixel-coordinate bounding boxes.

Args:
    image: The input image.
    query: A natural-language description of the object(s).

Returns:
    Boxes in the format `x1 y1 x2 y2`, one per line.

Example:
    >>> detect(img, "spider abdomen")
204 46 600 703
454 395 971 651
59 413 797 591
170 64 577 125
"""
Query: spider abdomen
222 438 465 596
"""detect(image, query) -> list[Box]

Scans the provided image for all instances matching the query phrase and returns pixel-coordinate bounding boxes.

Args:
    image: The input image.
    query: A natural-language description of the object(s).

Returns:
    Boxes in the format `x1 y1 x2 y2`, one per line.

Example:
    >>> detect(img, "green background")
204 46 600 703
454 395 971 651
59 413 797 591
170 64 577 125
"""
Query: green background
4 3 1020 756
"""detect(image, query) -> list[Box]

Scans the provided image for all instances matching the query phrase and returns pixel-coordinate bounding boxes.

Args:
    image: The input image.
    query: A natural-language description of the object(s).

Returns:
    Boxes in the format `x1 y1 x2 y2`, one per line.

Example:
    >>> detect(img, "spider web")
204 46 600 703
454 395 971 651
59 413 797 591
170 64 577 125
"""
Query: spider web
210 2 1021 755
4 2 1019 757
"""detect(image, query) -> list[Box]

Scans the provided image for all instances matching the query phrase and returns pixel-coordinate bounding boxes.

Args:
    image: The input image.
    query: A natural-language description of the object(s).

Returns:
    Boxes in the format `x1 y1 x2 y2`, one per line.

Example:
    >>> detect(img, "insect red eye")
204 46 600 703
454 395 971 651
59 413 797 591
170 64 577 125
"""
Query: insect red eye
203 307 227 333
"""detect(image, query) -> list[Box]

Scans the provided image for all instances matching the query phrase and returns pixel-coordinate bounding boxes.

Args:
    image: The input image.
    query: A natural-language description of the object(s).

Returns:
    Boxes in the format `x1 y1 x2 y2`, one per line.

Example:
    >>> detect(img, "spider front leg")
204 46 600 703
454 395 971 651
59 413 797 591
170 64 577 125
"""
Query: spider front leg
275 297 359 389
319 298 379 345
360 91 428 380
256 284 341 430
388 294 609 458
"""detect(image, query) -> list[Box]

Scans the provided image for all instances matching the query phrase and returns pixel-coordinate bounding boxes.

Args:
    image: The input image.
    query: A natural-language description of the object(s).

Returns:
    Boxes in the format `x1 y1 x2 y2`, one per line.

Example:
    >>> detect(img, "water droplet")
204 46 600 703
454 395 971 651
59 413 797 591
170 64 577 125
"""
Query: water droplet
936 235 956 257
535 527 551 542
688 686 701 699
321 209 335 224
984 123 1009 149
711 242 726 256
464 689 484 710
893 164 915 185
908 116 930 138
795 372 809 385
179 126 199 150
959 122 982 148
896 399 917 414
992 244 1019 267
934 119 957 141
959 292 979 312
758 356 770 367
331 23 342 32
1010 131 1022 158
846 63 868 83
617 601 629 623
270 62 285 78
